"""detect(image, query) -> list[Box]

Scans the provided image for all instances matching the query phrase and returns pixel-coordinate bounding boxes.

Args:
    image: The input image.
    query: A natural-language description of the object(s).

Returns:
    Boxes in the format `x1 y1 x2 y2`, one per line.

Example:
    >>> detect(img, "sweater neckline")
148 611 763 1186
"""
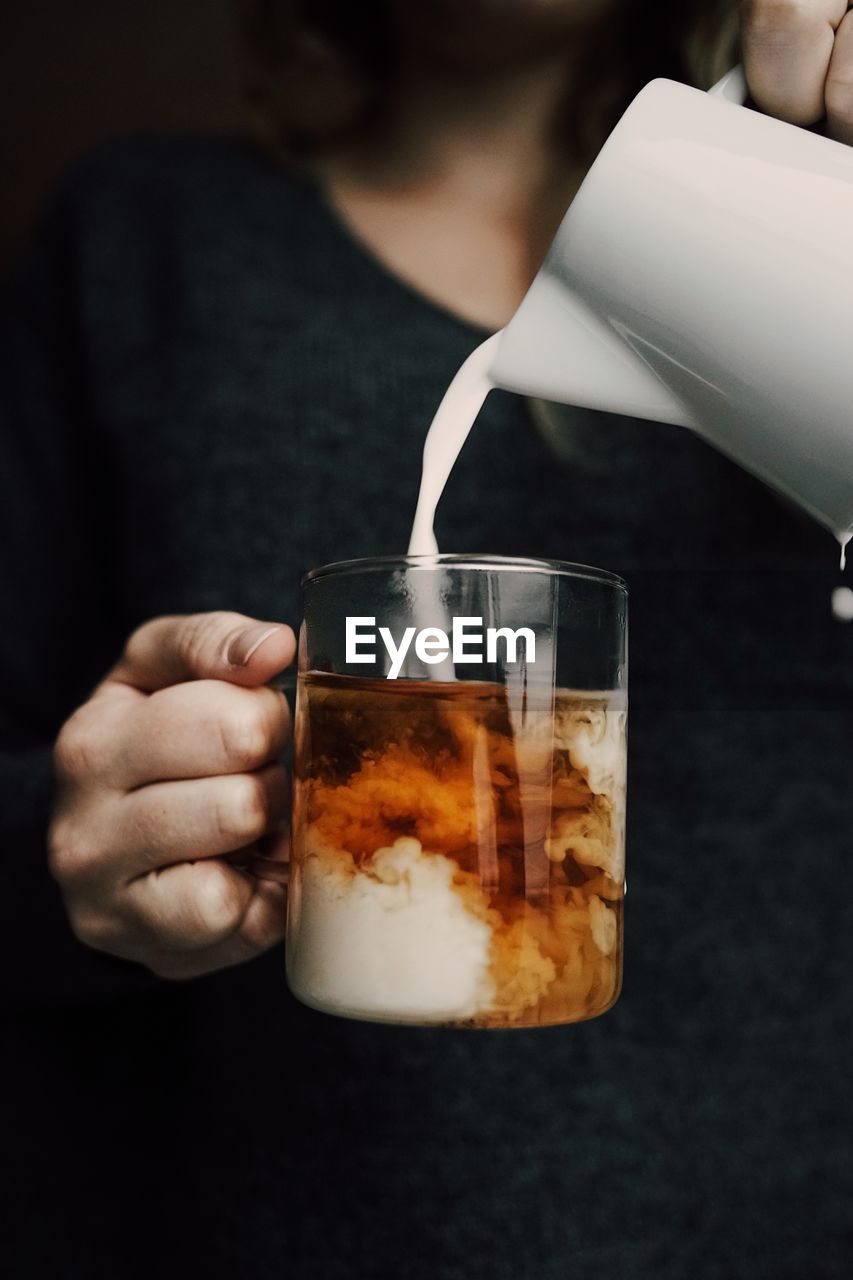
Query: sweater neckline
292 165 496 347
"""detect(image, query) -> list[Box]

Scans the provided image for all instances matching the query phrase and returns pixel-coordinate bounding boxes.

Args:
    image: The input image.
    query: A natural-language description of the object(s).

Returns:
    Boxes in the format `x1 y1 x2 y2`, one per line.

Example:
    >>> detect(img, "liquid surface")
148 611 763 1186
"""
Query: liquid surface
288 672 627 1029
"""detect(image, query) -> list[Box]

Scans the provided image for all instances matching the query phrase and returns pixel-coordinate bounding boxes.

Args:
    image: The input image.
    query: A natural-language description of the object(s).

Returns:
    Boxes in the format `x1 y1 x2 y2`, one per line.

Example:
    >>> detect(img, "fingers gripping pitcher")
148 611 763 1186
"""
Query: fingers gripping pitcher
286 557 628 1029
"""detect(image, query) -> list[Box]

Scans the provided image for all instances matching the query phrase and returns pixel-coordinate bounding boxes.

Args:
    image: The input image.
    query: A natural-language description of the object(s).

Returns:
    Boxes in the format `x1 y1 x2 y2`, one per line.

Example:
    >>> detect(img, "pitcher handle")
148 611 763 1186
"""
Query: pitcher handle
708 64 748 104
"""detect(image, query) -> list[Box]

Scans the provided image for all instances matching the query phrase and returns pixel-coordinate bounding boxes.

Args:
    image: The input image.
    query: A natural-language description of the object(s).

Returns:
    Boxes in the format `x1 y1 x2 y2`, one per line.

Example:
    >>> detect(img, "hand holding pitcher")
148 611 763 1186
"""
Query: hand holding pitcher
743 0 853 142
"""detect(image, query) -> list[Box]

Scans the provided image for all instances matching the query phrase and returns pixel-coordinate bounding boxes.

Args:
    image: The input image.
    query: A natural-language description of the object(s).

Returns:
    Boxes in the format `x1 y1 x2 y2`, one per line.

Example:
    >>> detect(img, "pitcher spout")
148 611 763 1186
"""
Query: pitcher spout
489 276 693 429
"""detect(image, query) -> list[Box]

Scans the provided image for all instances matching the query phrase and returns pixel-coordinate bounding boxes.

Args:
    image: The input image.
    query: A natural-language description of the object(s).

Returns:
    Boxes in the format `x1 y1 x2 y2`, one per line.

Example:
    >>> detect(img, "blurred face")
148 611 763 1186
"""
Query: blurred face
390 0 621 69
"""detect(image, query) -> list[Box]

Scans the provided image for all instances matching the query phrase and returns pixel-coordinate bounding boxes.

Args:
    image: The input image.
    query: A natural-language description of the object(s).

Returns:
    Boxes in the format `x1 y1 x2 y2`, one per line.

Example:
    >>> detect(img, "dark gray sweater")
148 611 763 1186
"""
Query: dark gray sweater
2 137 851 1280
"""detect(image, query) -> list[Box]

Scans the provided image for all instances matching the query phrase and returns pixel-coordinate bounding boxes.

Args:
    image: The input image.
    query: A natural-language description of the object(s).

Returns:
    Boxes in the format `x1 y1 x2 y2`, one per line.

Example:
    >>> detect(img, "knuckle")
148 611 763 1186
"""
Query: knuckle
53 710 106 783
216 773 269 843
67 906 112 952
194 864 244 938
219 705 272 770
47 815 90 885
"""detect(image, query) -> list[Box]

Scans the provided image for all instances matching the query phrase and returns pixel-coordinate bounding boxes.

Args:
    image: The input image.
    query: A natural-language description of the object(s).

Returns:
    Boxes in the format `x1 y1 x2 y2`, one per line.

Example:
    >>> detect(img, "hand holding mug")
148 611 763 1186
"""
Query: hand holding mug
48 612 295 979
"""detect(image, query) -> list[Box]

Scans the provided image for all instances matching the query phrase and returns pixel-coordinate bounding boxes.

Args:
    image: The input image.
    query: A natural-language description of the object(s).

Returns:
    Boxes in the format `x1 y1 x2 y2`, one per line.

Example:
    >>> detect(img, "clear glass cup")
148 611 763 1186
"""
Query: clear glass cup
286 555 628 1029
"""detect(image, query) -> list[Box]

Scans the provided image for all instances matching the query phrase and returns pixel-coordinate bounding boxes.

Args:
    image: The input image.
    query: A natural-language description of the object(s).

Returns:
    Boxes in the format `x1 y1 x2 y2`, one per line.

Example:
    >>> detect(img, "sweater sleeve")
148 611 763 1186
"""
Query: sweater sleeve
0 194 157 1006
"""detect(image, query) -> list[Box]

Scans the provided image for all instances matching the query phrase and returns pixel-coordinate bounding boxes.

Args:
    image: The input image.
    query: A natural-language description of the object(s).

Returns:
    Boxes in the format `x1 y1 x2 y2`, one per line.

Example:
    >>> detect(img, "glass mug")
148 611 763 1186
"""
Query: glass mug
286 555 628 1029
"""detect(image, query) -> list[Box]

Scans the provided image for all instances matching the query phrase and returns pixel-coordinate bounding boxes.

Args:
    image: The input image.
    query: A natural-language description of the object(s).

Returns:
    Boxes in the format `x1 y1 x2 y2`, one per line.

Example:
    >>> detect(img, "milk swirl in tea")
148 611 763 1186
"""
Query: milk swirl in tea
288 674 626 1028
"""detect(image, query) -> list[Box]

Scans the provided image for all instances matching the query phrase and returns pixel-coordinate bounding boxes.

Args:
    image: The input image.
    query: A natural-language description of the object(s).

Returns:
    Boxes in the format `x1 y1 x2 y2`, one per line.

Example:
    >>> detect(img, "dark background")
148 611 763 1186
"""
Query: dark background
2 1 248 267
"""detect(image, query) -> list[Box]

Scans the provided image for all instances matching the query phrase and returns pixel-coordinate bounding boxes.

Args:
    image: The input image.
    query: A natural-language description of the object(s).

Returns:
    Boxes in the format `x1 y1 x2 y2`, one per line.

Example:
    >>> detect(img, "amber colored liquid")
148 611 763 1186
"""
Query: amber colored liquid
289 672 626 1029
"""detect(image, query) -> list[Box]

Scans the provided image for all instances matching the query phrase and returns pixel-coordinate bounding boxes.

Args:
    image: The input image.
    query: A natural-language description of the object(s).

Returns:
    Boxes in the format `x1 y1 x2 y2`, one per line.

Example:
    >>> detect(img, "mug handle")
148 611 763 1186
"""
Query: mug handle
708 64 748 104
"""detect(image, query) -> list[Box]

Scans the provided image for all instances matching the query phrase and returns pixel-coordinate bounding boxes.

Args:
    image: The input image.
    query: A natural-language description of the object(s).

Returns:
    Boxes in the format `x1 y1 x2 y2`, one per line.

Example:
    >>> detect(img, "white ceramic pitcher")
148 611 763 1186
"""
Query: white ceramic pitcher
489 67 853 548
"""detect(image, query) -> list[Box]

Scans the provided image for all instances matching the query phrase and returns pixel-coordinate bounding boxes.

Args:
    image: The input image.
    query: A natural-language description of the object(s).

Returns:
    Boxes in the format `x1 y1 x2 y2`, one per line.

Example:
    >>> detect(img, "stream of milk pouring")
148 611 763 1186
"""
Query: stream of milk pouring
405 333 502 680
407 331 503 558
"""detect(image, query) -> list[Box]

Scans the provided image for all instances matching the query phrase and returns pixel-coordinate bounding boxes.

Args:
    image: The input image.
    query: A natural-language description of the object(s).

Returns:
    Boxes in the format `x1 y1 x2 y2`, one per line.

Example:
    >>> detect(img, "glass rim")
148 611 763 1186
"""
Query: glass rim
301 553 626 591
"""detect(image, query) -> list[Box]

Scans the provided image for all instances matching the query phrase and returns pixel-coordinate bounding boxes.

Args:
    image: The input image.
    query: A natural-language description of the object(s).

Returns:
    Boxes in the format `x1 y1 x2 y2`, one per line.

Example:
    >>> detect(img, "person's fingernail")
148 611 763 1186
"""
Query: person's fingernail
227 624 281 667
